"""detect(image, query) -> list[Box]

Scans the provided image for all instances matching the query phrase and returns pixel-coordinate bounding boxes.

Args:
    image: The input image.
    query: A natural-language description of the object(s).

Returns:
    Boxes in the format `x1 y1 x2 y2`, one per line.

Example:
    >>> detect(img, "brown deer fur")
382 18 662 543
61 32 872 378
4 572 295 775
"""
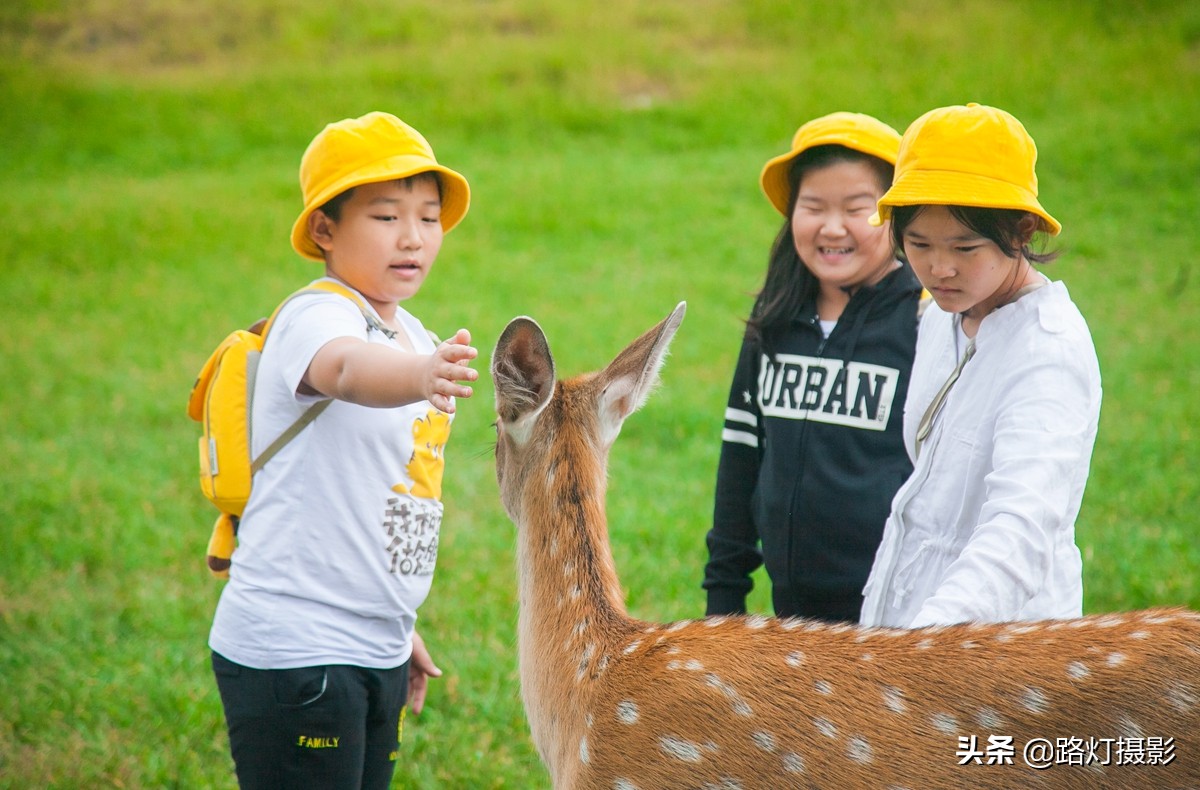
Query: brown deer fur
491 302 1200 789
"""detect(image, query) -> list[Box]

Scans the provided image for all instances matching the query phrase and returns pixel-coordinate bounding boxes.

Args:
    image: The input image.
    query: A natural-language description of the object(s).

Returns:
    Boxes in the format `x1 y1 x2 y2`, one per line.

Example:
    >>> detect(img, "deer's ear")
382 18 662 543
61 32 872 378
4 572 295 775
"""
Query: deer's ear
596 302 686 445
493 316 556 426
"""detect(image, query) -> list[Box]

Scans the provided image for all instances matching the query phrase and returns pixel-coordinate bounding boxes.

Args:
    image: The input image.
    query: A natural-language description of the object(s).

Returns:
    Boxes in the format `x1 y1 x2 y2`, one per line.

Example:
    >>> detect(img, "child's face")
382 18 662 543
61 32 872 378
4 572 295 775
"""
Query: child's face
790 160 894 291
901 205 1022 321
320 177 444 305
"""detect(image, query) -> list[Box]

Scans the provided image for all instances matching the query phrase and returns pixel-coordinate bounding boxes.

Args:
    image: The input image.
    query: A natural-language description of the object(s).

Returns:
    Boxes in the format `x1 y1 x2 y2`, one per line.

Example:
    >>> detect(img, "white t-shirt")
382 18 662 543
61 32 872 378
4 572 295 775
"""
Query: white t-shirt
209 279 452 669
860 280 1101 628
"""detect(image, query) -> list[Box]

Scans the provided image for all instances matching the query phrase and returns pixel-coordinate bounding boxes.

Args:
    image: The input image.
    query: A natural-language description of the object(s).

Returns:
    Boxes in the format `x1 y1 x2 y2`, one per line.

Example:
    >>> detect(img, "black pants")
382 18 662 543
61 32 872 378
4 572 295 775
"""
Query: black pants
212 652 410 790
772 588 863 623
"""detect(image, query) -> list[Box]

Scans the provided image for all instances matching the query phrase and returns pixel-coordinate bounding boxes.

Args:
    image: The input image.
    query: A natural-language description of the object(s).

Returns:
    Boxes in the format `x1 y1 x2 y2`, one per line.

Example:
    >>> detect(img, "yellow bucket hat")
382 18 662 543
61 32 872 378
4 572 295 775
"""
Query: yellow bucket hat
291 111 471 261
872 103 1060 235
759 112 902 217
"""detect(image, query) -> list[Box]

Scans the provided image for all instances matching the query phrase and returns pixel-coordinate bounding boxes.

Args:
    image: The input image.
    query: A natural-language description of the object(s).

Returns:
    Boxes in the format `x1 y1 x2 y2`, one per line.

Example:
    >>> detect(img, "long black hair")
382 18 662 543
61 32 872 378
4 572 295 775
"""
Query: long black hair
745 145 894 348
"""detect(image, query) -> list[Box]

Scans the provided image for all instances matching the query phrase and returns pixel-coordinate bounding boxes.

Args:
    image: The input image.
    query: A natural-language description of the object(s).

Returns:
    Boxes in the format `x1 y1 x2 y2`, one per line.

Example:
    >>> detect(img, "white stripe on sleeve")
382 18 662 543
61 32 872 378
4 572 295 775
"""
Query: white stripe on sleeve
721 428 759 448
725 408 757 428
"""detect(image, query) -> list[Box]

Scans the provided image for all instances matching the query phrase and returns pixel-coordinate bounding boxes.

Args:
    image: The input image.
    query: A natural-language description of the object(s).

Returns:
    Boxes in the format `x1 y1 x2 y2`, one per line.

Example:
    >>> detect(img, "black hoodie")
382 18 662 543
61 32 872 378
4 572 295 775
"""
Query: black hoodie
704 264 922 620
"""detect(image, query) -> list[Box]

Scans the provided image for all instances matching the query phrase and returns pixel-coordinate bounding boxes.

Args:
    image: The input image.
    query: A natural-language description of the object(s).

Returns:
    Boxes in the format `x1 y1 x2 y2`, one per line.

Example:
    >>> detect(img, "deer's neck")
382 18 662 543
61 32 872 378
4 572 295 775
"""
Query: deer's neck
514 431 636 779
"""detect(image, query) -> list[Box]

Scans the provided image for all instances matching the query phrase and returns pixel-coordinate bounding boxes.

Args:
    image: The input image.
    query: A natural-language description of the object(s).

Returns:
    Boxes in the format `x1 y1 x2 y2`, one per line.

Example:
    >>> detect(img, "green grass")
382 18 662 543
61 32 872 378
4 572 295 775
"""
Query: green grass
1 0 1198 786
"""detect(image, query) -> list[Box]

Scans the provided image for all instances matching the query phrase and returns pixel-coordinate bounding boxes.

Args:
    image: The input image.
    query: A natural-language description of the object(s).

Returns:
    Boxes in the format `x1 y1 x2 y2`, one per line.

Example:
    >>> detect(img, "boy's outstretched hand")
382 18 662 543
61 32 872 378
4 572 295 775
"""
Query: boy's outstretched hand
426 328 478 414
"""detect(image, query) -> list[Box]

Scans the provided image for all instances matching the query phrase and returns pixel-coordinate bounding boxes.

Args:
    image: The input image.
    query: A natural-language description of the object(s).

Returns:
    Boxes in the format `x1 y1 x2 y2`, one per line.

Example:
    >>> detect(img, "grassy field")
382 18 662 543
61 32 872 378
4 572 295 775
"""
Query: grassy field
1 0 1198 786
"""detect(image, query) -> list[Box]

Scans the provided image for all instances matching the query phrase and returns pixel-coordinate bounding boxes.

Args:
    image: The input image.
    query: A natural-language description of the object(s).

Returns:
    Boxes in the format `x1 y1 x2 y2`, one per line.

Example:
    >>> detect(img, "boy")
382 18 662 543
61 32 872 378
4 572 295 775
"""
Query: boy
209 111 477 789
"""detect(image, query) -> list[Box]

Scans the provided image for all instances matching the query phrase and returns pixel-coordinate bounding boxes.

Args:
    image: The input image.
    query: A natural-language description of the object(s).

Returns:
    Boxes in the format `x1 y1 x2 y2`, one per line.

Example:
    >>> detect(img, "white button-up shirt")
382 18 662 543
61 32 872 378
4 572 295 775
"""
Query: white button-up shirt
861 280 1102 628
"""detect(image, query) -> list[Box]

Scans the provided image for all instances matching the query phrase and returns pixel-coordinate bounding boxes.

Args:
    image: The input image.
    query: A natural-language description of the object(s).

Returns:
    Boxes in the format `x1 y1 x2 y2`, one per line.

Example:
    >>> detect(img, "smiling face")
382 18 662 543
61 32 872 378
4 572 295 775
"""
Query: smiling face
790 159 896 296
900 205 1031 327
309 175 444 314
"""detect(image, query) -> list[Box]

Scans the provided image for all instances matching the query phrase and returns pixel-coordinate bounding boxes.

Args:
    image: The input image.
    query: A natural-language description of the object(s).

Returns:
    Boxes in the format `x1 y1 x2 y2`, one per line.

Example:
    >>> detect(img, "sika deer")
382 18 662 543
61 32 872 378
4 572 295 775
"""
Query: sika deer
491 301 1200 789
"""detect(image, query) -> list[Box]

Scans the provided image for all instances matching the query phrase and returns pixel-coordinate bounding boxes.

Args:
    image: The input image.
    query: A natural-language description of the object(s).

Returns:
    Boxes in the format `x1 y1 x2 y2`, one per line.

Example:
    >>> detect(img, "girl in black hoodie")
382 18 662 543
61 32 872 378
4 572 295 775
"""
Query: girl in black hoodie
703 112 922 622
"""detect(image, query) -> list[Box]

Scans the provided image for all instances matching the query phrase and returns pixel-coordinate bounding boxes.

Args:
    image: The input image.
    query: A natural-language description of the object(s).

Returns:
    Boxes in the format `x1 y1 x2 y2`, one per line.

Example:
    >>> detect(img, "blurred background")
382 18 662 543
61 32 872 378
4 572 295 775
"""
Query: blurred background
1 1 1197 786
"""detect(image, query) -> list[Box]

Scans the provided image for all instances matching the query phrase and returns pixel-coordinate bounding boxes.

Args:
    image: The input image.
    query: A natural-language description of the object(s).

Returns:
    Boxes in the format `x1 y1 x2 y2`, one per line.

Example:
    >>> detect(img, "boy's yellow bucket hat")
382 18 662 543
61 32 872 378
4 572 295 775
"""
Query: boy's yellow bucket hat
291 111 471 261
872 103 1060 235
759 112 902 217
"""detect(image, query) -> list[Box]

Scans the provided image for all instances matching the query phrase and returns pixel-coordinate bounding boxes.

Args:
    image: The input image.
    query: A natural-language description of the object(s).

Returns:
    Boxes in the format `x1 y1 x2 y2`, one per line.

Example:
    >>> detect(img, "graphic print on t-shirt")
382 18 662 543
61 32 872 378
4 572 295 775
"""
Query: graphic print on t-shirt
385 409 452 576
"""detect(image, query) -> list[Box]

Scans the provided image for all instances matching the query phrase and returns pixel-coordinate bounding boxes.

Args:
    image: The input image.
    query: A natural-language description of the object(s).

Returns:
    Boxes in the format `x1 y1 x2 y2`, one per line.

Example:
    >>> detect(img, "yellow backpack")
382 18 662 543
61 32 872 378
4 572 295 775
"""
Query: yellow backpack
187 280 377 578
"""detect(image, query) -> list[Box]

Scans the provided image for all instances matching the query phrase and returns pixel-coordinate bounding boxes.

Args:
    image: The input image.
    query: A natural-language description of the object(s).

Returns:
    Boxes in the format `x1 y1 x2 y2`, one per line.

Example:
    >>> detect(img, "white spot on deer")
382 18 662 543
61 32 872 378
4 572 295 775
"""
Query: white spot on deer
1128 631 1150 640
916 638 934 650
685 659 704 671
847 736 873 764
780 618 804 631
700 780 742 790
705 616 728 627
1067 661 1089 680
976 707 1003 729
576 644 595 682
785 651 806 668
573 619 588 638
814 679 834 696
613 780 637 790
861 652 874 662
643 626 658 634
752 731 777 752
666 660 682 670
882 686 907 714
782 752 805 774
550 536 560 556
1167 683 1198 712
813 717 837 738
1142 613 1176 625
564 560 575 576
1117 715 1144 740
994 632 1013 643
668 620 690 632
1094 615 1126 628
960 640 980 649
623 639 642 655
580 736 589 764
931 713 957 734
570 584 582 600
1021 687 1049 714
659 736 703 763
746 615 768 629
705 673 754 717
1107 652 1126 667
616 700 638 725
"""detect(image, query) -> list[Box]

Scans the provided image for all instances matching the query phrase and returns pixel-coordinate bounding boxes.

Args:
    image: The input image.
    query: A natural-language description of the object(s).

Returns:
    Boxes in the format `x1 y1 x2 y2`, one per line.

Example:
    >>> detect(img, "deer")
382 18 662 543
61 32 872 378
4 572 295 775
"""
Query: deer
491 300 1200 790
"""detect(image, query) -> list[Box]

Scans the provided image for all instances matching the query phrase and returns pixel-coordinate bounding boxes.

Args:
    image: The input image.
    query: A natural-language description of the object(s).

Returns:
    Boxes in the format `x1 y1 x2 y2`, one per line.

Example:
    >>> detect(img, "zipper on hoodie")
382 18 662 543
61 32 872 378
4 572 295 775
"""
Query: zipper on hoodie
781 284 882 594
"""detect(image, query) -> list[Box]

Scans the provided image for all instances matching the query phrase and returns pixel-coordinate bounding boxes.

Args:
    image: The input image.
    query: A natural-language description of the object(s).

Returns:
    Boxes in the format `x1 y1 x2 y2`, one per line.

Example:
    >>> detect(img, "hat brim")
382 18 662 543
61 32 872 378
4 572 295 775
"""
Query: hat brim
872 168 1060 235
291 155 471 261
759 137 900 217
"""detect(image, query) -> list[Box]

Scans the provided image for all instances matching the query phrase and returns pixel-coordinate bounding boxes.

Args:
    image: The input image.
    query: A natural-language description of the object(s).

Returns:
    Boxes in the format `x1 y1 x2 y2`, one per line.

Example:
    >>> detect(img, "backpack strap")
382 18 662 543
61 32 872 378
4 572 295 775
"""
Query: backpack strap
249 280 384 473
250 399 332 473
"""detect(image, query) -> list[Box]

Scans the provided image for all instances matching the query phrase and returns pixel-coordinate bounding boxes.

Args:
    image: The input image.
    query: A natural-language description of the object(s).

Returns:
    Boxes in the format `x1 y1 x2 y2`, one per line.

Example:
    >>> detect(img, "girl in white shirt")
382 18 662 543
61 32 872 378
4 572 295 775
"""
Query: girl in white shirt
859 103 1102 628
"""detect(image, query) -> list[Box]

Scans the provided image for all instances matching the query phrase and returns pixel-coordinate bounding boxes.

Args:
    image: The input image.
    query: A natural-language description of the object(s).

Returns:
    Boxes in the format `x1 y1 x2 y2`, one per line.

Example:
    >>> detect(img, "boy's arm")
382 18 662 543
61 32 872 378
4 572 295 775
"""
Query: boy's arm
304 328 478 413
